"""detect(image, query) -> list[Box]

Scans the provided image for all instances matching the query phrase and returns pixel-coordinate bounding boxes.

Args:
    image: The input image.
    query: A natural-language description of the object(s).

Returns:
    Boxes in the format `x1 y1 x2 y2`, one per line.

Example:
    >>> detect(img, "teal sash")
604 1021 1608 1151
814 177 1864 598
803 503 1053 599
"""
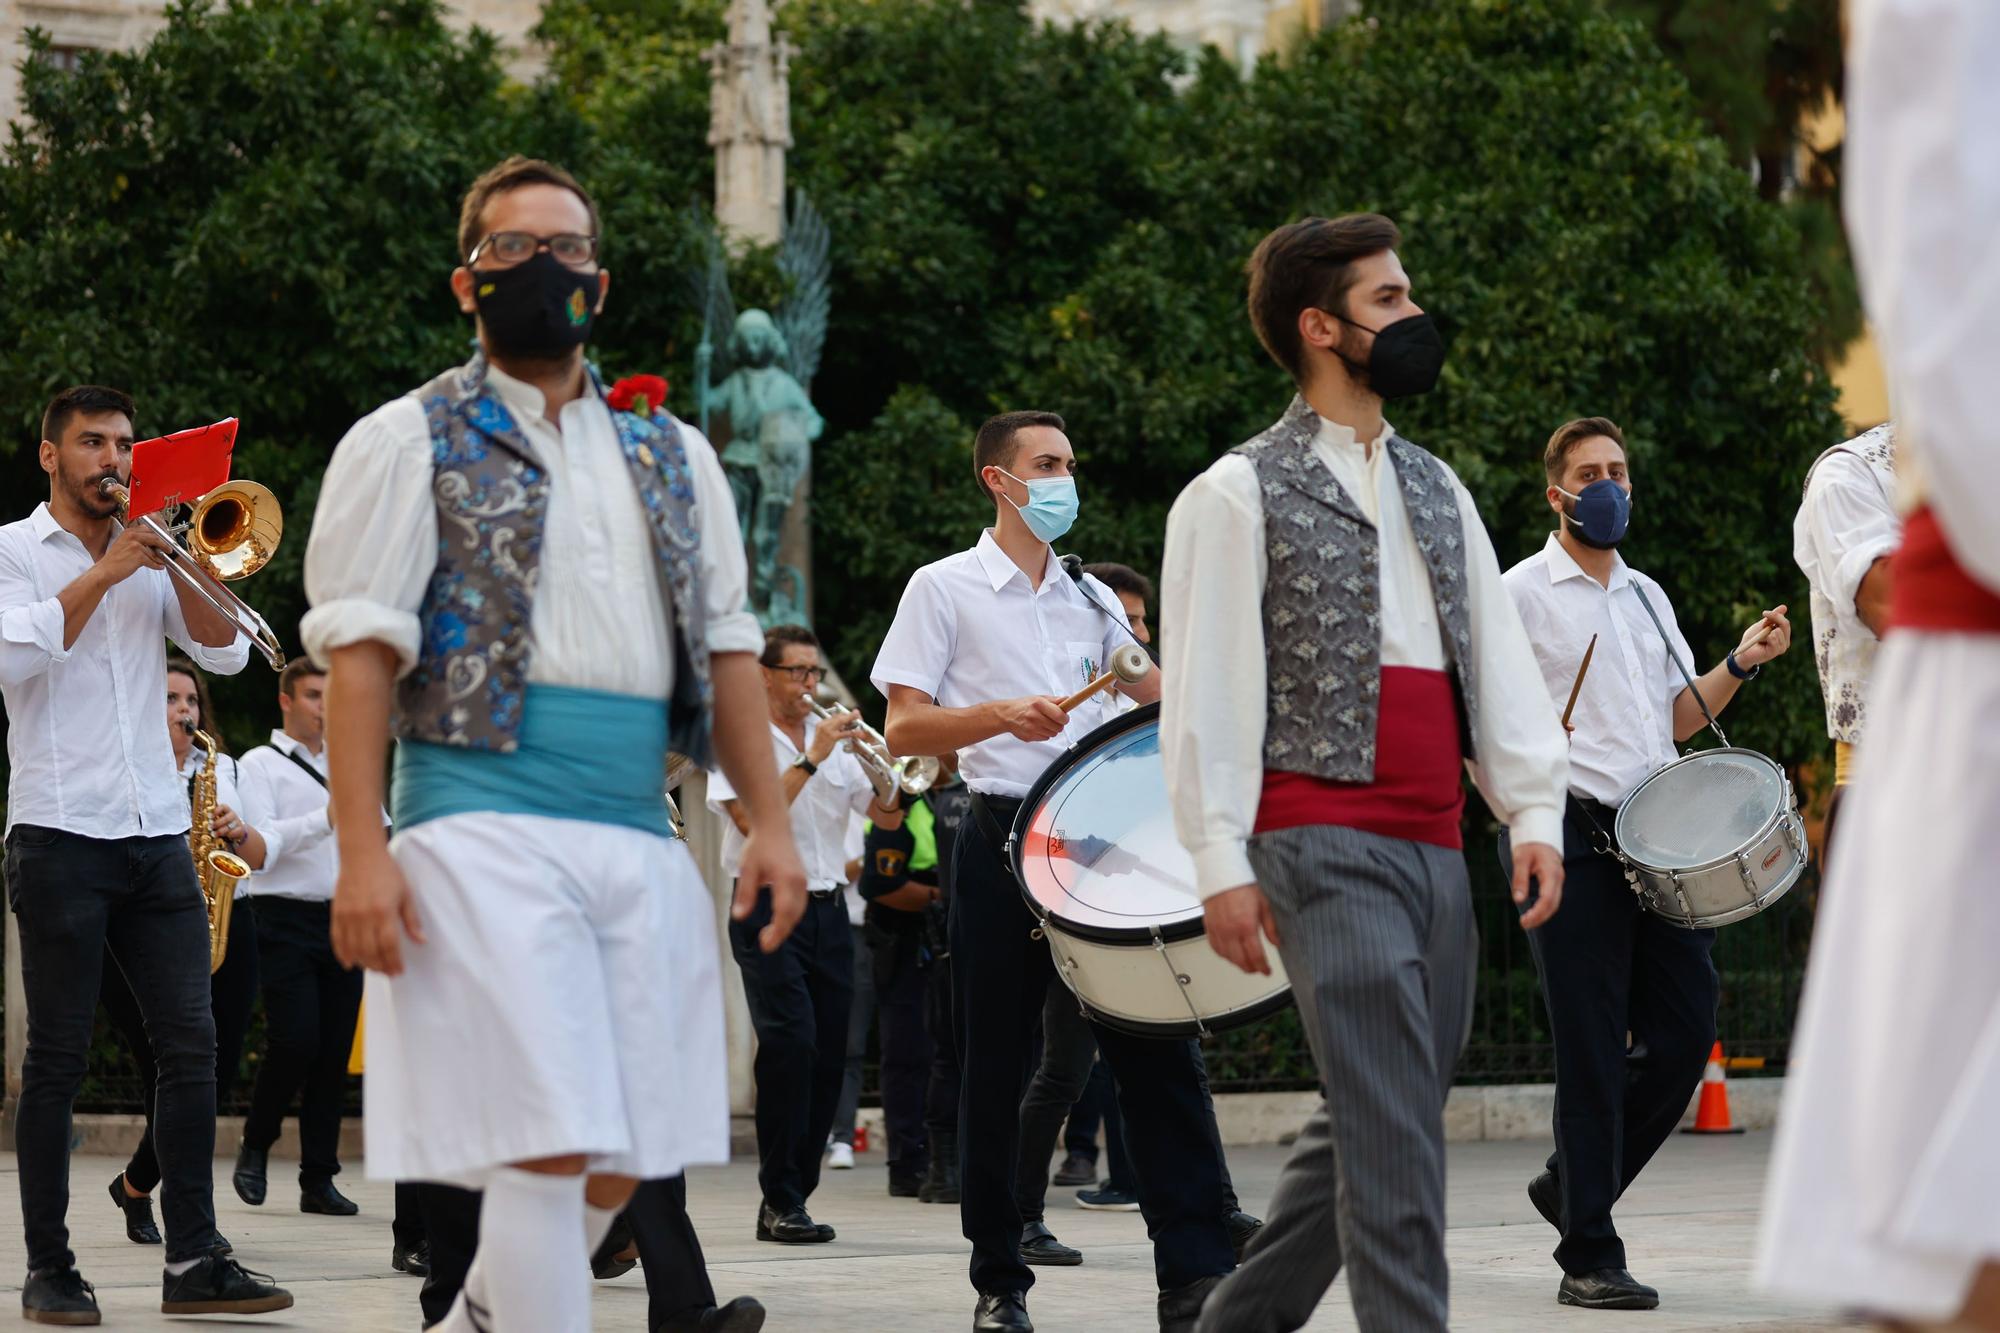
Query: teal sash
393 684 672 838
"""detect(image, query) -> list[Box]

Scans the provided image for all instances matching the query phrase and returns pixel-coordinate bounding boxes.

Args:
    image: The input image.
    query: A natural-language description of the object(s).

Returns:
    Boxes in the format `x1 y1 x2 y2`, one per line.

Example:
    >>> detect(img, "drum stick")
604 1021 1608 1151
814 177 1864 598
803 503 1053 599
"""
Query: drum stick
1561 634 1598 729
1057 643 1152 714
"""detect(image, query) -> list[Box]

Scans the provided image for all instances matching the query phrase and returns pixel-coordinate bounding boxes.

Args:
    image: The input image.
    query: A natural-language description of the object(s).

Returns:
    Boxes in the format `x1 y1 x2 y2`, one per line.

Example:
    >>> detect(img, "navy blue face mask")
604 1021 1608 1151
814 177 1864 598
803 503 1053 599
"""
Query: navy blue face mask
1557 479 1632 549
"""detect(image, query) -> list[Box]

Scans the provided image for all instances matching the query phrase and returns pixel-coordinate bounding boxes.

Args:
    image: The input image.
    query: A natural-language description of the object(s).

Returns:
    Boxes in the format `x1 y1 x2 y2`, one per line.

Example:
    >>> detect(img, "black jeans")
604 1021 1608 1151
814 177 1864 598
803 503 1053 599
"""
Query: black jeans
1014 979 1099 1220
243 896 363 1184
953 802 1233 1296
6 826 222 1268
924 914 960 1145
1063 1056 1105 1163
100 899 258 1196
729 888 853 1212
866 912 933 1175
1504 800 1720 1275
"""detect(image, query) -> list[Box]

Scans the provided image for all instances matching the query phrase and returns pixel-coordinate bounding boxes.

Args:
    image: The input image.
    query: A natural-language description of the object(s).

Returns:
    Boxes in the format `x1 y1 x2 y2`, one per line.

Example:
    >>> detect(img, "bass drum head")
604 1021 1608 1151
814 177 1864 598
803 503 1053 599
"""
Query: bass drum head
1011 703 1205 943
1615 748 1789 871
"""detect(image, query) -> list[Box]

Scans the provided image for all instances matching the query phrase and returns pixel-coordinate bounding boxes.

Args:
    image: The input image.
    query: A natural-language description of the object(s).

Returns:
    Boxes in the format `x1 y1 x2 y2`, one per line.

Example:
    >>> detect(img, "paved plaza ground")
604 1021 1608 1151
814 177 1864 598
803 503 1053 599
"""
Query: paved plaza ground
2 1133 1854 1330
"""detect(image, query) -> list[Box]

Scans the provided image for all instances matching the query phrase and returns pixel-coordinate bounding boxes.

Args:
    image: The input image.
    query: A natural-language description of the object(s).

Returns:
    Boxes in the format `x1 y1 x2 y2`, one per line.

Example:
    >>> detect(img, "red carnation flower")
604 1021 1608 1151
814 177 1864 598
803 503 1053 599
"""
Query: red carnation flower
608 374 670 417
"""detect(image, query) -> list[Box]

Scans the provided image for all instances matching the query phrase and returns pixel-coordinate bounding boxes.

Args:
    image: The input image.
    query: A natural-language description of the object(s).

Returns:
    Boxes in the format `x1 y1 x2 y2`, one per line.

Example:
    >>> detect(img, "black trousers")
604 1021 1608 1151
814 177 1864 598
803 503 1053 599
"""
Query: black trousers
7 827 223 1268
1063 1056 1105 1163
242 896 363 1184
923 918 960 1144
867 913 933 1175
729 888 853 1212
100 899 258 1196
1505 800 1720 1275
953 802 1233 1296
412 1176 717 1329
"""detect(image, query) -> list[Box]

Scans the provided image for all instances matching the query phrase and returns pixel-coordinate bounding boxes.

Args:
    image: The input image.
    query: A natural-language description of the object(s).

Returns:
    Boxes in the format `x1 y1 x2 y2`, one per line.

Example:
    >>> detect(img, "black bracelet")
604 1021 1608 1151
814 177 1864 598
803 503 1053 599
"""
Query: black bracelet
1725 651 1760 681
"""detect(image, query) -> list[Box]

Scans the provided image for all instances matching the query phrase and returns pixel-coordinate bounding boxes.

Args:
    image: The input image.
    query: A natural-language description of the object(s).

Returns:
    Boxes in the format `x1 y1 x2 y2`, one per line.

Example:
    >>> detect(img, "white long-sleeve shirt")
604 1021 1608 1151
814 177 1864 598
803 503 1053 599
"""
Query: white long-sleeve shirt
301 362 764 688
1844 0 2000 585
1160 413 1567 897
1793 426 1899 746
235 730 338 901
0 503 250 838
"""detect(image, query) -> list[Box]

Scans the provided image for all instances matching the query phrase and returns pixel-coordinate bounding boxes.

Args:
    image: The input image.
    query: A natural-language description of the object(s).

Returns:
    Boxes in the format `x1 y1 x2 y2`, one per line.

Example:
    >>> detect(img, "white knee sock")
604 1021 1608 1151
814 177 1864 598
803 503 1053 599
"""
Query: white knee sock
464 1167 591 1333
583 1200 620 1258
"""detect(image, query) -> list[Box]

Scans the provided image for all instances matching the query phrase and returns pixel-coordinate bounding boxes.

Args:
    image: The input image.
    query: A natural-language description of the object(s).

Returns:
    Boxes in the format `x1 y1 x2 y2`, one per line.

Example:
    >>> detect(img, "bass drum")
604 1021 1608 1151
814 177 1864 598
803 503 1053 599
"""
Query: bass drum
1009 703 1293 1038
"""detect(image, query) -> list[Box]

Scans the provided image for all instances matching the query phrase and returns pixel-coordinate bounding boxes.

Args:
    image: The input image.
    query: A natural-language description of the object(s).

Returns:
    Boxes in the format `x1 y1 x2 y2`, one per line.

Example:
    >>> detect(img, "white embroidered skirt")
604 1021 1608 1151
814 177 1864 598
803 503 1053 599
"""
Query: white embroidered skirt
361 811 730 1184
1755 633 2000 1318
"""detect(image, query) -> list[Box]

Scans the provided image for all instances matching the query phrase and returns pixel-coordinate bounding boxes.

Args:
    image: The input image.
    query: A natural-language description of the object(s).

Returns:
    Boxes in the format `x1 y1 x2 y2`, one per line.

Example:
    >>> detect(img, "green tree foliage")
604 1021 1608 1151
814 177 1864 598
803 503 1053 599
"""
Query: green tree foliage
1 0 1841 773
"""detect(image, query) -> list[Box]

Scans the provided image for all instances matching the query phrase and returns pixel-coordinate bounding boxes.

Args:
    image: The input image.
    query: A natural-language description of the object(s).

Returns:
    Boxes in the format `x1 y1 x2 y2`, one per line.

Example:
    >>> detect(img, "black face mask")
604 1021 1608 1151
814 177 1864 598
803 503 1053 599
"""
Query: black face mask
471 251 599 360
1331 311 1447 399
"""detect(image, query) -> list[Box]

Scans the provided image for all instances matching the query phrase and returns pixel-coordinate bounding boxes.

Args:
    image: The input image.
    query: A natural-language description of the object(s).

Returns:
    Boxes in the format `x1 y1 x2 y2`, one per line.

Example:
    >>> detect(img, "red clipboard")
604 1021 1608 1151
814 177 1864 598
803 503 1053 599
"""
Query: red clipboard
126 419 237 519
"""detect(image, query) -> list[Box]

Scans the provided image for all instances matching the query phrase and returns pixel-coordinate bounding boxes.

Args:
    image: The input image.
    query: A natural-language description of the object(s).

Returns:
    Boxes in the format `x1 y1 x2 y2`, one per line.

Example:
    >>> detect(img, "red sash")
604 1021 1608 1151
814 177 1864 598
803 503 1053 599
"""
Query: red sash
1890 506 2000 633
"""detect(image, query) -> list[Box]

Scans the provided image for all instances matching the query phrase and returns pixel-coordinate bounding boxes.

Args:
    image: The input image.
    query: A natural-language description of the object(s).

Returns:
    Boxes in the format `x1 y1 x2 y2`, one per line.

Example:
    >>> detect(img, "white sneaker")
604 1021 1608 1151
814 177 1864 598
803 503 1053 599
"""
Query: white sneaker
827 1142 855 1170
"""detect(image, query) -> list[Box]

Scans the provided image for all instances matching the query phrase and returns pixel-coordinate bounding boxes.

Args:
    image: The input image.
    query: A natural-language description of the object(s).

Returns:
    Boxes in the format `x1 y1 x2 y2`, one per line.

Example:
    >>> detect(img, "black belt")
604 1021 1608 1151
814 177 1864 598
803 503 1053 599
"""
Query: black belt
1567 793 1622 859
807 886 843 902
967 792 1022 857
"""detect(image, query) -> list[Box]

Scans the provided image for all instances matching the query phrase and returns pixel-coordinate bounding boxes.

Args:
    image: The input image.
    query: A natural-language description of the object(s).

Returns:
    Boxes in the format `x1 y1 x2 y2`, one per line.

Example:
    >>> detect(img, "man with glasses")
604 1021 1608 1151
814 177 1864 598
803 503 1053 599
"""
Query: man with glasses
303 155 806 1332
708 625 903 1246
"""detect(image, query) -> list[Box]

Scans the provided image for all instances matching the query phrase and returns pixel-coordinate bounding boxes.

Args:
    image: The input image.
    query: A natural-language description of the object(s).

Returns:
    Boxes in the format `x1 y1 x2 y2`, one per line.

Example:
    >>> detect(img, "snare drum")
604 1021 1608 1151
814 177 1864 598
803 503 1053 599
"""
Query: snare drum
1009 704 1293 1037
1612 747 1809 929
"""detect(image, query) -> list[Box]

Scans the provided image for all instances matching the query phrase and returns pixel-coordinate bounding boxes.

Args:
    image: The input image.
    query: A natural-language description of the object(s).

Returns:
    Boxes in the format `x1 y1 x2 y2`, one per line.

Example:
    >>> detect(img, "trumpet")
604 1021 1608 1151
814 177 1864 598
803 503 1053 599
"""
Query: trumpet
101 477 286 669
802 694 942 803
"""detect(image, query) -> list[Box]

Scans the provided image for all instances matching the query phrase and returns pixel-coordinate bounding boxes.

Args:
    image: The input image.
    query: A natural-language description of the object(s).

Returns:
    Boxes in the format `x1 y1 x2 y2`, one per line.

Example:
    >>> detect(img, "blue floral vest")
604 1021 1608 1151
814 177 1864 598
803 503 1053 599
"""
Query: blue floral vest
394 354 716 766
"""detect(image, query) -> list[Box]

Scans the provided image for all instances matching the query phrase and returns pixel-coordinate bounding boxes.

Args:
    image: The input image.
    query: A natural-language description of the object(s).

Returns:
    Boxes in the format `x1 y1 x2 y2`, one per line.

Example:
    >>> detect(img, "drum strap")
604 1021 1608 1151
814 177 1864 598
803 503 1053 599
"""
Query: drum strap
967 792 1022 875
1629 583 1730 748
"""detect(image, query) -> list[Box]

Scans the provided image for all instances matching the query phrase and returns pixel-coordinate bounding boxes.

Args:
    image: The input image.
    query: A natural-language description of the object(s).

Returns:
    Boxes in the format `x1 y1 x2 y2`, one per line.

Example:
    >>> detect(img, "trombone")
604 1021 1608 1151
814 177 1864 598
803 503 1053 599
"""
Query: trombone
101 477 286 669
802 694 942 804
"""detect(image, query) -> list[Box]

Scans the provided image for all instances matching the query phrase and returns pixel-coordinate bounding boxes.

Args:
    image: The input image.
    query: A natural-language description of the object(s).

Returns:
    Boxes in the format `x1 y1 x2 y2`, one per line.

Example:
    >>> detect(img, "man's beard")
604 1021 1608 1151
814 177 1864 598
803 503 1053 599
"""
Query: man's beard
1334 324 1381 395
65 465 122 518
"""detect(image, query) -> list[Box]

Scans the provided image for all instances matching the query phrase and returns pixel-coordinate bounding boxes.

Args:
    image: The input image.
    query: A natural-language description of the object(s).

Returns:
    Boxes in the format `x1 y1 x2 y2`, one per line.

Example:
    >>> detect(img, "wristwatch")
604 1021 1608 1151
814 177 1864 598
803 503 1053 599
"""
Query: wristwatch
792 754 818 776
1725 651 1760 681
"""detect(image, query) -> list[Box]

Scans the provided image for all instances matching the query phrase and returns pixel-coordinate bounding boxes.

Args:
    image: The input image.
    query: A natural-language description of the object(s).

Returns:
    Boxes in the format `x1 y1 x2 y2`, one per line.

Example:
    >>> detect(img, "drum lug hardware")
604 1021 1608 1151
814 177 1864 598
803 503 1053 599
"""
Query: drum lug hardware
1150 927 1210 1037
1029 926 1045 941
1668 869 1695 923
1735 849 1759 901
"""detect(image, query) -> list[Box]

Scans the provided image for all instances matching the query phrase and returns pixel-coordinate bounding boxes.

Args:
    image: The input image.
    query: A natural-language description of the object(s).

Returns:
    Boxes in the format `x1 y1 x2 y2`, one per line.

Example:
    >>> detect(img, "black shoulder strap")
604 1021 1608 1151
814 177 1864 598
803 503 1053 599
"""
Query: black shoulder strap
278 746 329 790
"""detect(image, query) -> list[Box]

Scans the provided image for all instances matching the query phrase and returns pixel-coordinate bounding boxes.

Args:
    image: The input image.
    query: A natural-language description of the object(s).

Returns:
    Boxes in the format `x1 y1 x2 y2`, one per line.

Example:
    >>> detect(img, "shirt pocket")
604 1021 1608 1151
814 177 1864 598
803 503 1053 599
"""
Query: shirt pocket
1054 640 1106 699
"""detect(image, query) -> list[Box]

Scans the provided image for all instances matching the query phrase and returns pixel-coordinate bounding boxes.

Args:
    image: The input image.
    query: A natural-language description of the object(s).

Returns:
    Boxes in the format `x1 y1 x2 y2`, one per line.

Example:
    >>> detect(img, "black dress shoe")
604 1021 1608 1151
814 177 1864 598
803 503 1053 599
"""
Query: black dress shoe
973 1290 1033 1332
1020 1219 1082 1266
159 1254 294 1315
1157 1274 1224 1333
592 1209 637 1279
21 1266 99 1325
391 1240 431 1276
1527 1170 1562 1231
658 1295 768 1333
1221 1208 1262 1262
755 1202 831 1244
1558 1267 1660 1310
231 1142 268 1207
889 1166 925 1198
107 1174 161 1245
1052 1151 1098 1188
300 1180 360 1215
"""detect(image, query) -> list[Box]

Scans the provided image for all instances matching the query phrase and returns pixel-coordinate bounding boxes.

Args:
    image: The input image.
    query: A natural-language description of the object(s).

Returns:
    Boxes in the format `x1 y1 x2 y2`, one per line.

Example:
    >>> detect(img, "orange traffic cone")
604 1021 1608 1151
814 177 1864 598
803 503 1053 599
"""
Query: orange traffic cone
1682 1041 1745 1135
854 1123 870 1154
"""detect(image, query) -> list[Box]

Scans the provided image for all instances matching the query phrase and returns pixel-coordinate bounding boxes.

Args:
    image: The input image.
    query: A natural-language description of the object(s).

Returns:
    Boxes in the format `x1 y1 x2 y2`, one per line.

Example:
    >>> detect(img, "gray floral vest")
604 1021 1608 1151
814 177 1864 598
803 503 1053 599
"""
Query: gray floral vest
394 354 715 766
1234 396 1477 781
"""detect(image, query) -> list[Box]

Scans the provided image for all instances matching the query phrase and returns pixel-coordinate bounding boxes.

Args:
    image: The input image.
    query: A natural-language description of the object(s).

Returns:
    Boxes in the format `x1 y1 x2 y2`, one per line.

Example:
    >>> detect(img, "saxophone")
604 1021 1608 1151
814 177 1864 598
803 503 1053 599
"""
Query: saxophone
189 728 250 974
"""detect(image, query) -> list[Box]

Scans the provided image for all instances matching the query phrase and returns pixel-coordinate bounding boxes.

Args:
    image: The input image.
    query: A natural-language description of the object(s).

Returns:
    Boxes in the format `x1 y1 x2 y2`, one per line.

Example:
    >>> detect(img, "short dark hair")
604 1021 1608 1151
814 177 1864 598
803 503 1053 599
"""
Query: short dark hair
972 410 1067 500
1544 416 1626 487
1246 214 1403 381
759 624 821 667
457 156 601 263
1082 561 1154 604
278 655 324 698
165 655 223 750
42 385 135 446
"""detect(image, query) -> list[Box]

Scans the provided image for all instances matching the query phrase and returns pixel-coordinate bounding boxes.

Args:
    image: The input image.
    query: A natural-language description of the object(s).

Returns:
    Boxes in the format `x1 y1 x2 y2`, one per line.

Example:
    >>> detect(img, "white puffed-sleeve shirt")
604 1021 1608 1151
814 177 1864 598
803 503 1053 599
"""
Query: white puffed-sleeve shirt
301 363 764 692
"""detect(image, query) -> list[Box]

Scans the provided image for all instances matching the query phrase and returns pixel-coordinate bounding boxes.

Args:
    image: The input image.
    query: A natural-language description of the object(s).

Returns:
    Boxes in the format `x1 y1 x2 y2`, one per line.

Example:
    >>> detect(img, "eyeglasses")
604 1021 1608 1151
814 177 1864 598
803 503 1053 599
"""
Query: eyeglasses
767 665 825 683
467 231 600 269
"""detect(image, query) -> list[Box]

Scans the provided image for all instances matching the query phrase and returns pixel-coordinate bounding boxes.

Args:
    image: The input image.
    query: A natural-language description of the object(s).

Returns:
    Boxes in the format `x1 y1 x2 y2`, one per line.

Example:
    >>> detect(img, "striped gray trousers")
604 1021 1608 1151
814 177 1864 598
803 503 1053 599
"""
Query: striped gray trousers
1197 823 1476 1333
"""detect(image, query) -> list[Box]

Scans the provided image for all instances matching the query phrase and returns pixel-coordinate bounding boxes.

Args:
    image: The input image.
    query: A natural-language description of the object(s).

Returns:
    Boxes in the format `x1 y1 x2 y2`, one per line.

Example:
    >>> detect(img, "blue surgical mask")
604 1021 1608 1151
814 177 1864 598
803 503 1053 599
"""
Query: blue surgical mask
997 467 1079 543
1557 478 1632 549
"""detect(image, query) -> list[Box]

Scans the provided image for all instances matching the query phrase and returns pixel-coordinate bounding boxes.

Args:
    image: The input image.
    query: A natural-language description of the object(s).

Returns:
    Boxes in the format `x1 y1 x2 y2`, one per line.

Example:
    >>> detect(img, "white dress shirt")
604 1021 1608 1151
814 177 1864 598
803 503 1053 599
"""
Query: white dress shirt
1794 426 1899 746
1502 534 1696 807
177 745 257 898
1160 414 1568 896
301 363 764 690
0 503 250 838
235 731 339 901
707 716 877 886
870 531 1133 798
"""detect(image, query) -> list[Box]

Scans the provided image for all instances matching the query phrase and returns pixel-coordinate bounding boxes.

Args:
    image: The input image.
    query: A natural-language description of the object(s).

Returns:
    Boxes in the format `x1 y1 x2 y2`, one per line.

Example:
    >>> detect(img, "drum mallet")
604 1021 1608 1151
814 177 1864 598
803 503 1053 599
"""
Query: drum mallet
1058 643 1152 713
1561 633 1598 730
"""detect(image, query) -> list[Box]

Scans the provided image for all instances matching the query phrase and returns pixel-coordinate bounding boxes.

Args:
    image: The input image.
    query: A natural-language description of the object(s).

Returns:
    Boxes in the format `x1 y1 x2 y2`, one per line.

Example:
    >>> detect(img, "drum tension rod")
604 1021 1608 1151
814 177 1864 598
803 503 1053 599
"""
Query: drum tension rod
1151 926 1210 1038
